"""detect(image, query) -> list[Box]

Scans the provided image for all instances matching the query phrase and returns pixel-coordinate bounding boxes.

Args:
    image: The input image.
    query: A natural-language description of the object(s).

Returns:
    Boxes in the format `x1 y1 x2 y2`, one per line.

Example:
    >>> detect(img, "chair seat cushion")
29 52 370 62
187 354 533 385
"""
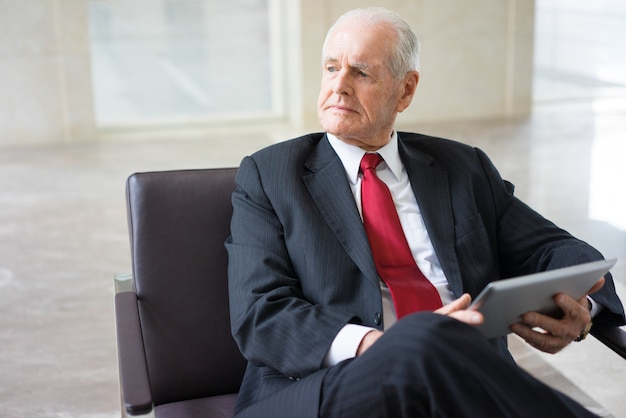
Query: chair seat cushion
155 393 238 418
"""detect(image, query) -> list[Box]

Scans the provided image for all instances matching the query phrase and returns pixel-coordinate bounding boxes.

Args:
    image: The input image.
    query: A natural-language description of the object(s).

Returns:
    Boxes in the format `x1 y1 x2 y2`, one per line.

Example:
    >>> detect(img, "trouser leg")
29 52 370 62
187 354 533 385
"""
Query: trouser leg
319 312 597 418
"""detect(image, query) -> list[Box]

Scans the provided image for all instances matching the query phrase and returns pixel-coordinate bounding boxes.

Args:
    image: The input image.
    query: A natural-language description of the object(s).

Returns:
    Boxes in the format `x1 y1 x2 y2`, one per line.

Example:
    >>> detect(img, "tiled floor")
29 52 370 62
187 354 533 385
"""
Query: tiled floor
0 94 624 417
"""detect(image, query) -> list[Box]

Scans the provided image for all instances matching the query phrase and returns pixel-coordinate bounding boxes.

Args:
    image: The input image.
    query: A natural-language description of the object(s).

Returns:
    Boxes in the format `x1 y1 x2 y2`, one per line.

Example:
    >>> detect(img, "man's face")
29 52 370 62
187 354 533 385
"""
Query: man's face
317 19 418 151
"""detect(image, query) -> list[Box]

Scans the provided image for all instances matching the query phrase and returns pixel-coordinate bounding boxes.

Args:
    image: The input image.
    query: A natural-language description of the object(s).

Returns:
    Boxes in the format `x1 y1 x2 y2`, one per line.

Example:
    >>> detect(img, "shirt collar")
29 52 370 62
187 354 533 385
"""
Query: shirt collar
327 131 403 185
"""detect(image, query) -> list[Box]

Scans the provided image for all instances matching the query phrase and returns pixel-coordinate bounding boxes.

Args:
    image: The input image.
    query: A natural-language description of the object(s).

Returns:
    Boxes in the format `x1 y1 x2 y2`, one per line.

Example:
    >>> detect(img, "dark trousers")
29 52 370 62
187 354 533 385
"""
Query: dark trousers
319 313 596 418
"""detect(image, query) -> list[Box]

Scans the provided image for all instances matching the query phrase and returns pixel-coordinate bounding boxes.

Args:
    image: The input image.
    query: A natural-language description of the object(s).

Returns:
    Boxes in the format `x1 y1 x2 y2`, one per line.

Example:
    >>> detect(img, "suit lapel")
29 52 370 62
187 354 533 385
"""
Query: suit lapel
301 134 465 297
399 137 464 297
302 136 379 283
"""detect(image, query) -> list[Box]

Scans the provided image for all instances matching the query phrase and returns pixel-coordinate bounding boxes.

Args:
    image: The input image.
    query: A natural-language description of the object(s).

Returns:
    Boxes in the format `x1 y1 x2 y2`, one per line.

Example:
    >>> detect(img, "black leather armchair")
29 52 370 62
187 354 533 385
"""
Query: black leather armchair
114 167 625 418
115 168 246 417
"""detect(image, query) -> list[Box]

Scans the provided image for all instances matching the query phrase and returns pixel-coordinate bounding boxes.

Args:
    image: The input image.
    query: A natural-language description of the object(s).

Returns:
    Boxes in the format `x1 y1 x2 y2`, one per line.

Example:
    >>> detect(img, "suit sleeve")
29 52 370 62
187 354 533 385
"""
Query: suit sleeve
226 156 354 379
475 148 625 328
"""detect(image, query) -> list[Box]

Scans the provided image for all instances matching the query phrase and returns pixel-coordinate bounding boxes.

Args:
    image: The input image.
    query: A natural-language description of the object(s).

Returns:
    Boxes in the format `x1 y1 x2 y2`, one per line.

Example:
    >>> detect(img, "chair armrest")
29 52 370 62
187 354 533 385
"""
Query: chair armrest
114 274 154 416
591 325 626 360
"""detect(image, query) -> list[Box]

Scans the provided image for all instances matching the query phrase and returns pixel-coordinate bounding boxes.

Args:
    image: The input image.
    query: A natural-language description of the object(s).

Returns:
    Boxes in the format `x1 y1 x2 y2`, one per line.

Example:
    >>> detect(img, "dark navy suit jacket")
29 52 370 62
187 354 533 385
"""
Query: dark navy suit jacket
226 132 625 417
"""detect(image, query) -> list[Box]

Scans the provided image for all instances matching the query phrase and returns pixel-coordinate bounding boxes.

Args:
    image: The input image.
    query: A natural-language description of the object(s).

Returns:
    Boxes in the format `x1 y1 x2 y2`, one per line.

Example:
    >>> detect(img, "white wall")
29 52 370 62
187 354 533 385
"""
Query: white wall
295 0 535 128
0 0 534 147
0 0 96 147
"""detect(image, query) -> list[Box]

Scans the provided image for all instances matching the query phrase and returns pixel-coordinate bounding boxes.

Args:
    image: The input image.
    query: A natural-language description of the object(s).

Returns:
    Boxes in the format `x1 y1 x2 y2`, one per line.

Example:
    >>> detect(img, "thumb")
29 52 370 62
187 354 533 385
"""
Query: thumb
435 293 471 315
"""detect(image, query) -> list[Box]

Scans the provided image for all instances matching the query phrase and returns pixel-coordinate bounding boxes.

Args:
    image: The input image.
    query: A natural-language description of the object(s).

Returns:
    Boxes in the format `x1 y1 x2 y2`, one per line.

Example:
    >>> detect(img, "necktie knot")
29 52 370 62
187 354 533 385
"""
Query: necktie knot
360 153 383 173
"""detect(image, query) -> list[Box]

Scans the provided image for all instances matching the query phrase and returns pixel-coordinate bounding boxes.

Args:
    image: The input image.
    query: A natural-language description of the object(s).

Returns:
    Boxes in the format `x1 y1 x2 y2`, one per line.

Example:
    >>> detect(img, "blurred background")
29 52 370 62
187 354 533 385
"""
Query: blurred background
0 0 625 416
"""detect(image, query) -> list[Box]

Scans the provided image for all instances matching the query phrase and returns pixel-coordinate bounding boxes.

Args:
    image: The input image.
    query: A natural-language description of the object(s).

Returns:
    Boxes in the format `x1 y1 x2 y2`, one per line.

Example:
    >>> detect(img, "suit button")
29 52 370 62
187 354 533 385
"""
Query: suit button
374 312 382 325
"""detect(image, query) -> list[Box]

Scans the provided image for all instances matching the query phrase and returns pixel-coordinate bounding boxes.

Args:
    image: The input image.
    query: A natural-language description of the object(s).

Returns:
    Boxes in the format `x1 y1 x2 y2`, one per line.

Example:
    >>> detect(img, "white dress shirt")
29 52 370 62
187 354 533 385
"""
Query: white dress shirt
323 132 455 367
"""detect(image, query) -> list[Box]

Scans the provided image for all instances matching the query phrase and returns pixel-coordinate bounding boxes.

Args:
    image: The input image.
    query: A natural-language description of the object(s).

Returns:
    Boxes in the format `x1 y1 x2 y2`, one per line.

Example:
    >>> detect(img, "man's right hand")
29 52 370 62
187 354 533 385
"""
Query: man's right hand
435 293 484 326
356 294 483 356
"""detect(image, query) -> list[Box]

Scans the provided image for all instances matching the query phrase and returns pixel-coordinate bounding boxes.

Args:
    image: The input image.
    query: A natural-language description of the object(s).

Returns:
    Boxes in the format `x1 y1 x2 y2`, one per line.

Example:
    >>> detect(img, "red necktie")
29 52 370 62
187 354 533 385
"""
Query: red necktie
360 153 443 318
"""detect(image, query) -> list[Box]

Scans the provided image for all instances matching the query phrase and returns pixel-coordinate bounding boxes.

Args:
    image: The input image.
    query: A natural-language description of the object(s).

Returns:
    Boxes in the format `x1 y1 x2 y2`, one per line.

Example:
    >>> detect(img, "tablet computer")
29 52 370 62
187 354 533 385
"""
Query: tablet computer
469 258 616 339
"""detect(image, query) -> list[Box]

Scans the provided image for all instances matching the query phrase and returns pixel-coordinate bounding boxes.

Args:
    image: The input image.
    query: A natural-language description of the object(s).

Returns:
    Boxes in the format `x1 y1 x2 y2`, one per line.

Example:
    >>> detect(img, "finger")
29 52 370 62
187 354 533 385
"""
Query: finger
448 309 483 325
520 311 567 338
555 293 581 316
584 276 605 299
510 322 568 354
555 293 591 330
434 293 471 315
517 300 588 350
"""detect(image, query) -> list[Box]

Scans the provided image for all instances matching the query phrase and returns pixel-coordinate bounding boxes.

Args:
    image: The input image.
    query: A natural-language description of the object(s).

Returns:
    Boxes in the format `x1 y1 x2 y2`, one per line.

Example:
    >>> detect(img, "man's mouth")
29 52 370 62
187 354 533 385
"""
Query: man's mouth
328 105 356 113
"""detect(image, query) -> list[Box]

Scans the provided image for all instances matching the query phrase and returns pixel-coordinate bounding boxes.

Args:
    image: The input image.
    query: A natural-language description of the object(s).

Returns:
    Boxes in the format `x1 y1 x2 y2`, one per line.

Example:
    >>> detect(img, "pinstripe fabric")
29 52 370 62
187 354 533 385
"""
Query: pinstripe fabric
319 313 598 418
227 132 625 417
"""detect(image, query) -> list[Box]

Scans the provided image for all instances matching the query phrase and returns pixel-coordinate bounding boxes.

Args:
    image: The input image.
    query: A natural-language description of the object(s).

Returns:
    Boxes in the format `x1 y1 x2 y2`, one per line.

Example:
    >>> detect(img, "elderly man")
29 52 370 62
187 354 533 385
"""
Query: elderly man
227 7 624 418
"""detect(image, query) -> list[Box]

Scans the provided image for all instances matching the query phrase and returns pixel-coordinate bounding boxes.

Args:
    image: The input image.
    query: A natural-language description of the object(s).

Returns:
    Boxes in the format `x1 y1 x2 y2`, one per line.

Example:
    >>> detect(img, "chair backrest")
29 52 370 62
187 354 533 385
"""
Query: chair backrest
126 167 246 407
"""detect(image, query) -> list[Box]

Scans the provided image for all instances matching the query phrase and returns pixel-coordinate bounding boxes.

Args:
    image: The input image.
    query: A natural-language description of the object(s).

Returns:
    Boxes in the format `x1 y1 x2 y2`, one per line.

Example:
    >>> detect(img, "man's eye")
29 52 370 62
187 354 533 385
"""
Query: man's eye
358 71 368 77
327 66 337 73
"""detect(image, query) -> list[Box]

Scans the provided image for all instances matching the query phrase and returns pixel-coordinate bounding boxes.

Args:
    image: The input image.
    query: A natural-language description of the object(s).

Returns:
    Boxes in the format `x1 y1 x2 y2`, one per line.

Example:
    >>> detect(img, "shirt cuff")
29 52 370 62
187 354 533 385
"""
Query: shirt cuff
588 296 603 318
323 324 376 368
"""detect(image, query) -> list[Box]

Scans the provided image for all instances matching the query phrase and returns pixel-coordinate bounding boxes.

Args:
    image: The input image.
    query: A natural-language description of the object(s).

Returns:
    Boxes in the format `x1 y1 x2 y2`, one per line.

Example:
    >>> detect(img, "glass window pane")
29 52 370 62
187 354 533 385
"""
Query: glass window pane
88 0 278 127
533 0 626 102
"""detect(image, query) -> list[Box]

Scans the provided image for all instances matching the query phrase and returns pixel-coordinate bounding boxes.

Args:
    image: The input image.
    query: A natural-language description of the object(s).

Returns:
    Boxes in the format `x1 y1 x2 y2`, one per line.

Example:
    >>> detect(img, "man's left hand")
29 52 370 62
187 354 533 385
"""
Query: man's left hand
510 277 605 353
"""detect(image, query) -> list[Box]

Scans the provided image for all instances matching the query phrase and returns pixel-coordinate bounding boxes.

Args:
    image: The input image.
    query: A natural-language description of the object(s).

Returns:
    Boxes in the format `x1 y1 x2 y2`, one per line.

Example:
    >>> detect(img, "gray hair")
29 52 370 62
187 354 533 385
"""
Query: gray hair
322 7 420 78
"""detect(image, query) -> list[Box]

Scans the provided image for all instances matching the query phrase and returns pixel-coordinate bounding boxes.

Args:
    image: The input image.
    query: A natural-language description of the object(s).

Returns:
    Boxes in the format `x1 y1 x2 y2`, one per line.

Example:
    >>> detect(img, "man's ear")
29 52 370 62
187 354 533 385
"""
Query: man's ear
396 71 419 113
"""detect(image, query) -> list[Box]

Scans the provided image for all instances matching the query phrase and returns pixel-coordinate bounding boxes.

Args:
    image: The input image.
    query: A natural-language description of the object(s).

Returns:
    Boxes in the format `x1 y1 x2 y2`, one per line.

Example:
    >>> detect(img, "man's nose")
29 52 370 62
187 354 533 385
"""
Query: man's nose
332 69 352 95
